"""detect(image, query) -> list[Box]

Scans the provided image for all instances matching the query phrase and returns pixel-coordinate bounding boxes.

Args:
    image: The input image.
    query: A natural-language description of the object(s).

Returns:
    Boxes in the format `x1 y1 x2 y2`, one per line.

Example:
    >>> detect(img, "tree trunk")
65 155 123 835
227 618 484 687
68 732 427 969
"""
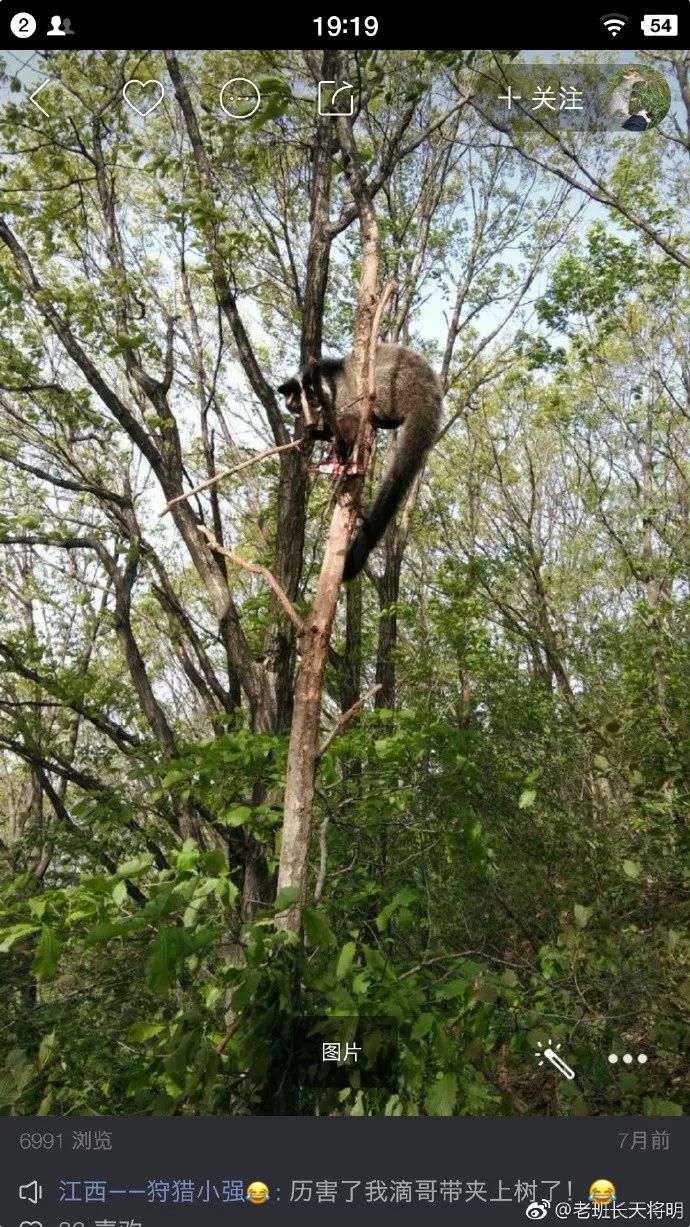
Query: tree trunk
276 106 383 932
258 49 339 734
374 527 402 711
341 579 363 713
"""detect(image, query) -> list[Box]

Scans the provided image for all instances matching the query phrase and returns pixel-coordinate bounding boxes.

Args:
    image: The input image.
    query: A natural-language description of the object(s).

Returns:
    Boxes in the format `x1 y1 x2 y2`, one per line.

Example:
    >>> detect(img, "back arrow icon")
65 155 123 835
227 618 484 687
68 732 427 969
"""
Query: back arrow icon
29 79 51 117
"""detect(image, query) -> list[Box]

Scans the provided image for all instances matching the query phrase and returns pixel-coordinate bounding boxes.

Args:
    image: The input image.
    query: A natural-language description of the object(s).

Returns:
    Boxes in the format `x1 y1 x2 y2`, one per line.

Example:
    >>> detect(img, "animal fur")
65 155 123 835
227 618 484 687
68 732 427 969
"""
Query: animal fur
278 344 442 580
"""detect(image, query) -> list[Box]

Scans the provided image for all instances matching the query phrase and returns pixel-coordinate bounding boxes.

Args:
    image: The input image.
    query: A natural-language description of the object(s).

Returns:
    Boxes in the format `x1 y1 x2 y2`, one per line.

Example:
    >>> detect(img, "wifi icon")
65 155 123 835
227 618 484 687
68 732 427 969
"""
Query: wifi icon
601 12 629 36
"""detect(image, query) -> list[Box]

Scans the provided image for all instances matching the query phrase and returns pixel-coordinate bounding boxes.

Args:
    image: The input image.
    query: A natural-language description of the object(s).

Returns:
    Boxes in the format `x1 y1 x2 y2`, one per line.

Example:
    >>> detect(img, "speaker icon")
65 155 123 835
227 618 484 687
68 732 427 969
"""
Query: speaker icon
19 1179 43 1204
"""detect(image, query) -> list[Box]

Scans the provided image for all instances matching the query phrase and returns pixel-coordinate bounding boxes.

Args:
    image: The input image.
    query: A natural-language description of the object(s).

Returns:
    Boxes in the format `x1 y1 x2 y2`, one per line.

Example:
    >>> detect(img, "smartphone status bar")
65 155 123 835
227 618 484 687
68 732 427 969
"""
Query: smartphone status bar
0 5 686 50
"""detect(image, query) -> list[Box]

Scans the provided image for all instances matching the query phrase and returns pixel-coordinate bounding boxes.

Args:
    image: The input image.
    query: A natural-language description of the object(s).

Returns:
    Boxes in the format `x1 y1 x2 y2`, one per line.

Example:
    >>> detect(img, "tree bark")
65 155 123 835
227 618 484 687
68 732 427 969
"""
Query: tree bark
264 50 339 731
275 108 384 932
341 579 363 713
374 528 403 711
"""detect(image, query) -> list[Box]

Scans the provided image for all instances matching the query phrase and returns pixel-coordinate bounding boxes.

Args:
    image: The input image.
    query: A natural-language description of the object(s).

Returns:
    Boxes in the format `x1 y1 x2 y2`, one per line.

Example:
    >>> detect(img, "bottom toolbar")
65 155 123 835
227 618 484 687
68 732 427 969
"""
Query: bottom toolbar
3 1117 687 1224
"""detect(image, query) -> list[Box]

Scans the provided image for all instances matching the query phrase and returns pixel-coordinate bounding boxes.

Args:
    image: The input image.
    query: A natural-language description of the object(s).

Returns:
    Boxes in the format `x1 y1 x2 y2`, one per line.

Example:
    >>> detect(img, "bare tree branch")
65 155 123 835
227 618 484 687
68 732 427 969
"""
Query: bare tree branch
198 525 305 634
160 441 302 517
318 683 382 758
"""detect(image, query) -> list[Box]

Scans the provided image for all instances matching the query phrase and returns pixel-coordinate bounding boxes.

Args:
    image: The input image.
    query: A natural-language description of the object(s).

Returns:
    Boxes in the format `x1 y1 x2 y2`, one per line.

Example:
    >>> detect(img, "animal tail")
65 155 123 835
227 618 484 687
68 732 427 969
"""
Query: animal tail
344 401 440 581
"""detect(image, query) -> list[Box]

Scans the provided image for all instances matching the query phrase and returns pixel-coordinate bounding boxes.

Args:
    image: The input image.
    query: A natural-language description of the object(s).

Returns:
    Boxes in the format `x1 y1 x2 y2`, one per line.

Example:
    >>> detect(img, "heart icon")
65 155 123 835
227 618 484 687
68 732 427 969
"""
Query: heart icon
123 79 165 118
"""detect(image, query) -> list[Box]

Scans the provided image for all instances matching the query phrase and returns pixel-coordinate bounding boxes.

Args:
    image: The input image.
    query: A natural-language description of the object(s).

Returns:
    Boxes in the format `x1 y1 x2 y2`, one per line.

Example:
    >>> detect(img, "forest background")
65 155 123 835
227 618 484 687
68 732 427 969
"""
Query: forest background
1 48 689 1117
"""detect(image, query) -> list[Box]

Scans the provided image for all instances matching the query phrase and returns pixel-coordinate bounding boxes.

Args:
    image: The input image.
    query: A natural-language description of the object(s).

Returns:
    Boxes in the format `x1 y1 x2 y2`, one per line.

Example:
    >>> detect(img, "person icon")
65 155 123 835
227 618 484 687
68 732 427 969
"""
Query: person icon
62 16 73 32
46 15 69 35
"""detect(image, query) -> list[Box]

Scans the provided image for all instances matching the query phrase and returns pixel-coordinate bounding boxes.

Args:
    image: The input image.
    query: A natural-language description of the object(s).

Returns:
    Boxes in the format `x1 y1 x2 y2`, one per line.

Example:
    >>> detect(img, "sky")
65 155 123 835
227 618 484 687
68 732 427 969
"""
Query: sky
0 47 685 453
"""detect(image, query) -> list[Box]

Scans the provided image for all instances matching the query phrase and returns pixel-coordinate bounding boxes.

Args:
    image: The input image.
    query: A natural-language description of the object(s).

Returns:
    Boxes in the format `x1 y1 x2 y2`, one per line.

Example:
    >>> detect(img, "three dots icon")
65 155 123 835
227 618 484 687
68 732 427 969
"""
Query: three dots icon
609 1052 648 1065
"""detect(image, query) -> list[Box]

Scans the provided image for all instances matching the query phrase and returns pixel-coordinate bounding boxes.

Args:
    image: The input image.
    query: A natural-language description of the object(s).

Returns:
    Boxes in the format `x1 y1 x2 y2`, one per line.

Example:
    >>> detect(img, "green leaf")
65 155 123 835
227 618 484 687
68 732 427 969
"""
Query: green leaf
425 1072 458 1116
147 927 181 993
38 1031 57 1068
411 1013 435 1040
112 880 128 906
643 1098 683 1116
622 859 641 880
127 1021 165 1043
518 788 536 809
302 908 335 948
376 888 418 931
117 855 154 879
33 927 61 980
336 941 357 979
574 903 592 929
175 844 200 872
201 851 227 875
593 754 610 772
221 805 252 828
435 979 469 1001
85 920 130 944
273 885 300 913
0 923 38 952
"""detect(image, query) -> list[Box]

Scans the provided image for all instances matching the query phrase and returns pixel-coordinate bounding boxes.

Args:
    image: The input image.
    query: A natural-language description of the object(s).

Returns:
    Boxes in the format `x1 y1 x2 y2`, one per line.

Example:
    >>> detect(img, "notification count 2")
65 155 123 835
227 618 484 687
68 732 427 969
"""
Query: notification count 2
10 11 37 37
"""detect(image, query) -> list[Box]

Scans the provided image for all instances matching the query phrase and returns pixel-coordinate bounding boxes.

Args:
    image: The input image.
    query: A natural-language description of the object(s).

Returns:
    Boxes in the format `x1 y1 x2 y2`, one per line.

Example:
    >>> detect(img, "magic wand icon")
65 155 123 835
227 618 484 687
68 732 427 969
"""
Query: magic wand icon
534 1039 576 1080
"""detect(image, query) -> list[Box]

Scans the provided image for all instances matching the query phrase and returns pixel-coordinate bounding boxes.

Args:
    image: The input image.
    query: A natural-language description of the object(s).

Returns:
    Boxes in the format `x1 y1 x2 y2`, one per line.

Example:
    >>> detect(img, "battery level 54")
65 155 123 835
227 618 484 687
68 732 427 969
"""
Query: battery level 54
641 13 678 34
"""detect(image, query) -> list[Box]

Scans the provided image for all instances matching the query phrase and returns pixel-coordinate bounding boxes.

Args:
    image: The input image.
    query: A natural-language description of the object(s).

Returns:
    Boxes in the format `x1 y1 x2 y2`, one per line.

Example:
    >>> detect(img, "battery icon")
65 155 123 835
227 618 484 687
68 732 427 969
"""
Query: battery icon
641 13 678 34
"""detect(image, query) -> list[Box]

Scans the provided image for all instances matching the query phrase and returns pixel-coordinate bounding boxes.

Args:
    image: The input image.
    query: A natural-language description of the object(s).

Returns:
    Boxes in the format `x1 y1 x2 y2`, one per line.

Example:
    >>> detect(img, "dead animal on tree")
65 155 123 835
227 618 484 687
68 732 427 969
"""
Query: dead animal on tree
278 343 442 580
